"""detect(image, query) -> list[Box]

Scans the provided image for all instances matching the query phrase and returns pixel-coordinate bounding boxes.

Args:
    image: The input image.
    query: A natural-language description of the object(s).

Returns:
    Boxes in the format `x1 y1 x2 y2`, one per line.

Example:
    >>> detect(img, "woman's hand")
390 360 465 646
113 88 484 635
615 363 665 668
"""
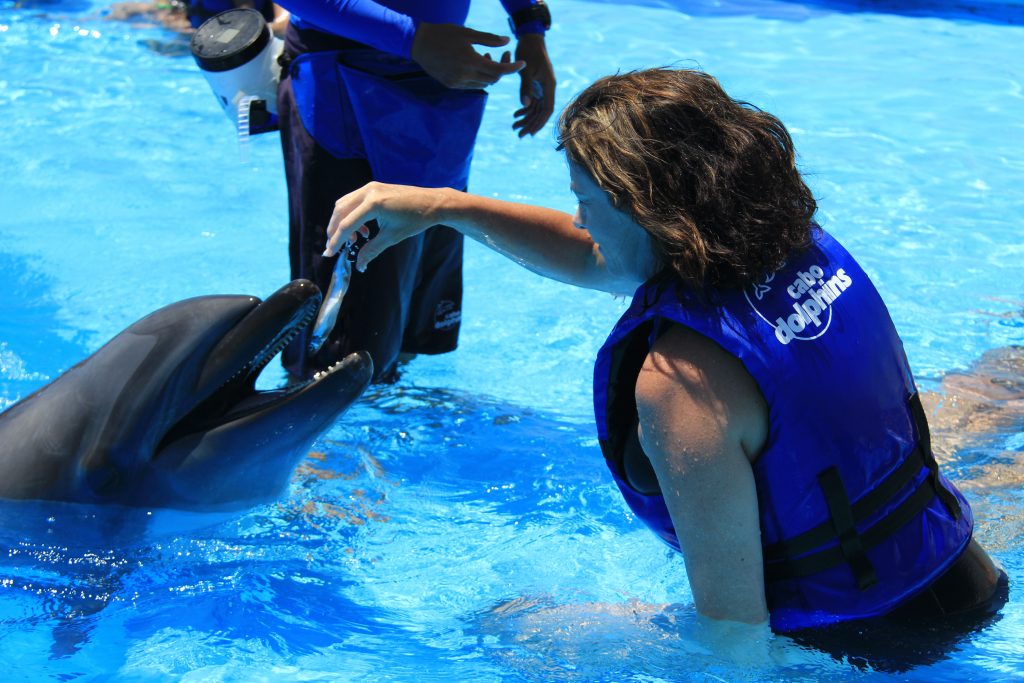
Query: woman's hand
513 33 556 137
411 23 524 89
324 182 453 272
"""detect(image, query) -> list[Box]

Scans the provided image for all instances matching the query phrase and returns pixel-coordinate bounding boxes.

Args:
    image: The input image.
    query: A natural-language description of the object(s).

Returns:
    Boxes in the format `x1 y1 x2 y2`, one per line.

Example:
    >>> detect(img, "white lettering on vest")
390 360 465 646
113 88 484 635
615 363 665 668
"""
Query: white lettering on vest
773 266 852 345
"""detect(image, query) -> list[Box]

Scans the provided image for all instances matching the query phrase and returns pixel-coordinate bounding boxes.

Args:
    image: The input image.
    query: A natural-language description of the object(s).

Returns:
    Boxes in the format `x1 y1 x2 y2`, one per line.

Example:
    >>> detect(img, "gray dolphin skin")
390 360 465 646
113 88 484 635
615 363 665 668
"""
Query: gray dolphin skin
0 280 373 511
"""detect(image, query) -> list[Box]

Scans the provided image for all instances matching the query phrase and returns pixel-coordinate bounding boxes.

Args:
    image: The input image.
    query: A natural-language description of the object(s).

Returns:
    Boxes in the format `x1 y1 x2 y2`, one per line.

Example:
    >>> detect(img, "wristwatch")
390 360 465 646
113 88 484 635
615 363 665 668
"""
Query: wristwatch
508 1 552 36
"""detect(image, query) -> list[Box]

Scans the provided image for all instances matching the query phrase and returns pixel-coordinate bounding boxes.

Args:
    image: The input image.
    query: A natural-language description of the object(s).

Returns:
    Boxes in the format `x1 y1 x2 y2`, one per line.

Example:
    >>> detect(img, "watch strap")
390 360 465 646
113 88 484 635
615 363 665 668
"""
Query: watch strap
507 1 551 37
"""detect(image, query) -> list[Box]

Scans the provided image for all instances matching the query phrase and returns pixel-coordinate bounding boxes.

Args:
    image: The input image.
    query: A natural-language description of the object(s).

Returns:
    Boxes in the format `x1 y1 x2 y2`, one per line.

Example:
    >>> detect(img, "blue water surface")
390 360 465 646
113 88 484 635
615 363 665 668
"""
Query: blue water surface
0 0 1023 680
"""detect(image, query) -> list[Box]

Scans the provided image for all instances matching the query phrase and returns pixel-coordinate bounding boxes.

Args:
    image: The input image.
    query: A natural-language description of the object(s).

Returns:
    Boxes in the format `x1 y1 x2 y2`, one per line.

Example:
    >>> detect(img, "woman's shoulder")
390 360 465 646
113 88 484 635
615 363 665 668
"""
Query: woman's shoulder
637 322 768 463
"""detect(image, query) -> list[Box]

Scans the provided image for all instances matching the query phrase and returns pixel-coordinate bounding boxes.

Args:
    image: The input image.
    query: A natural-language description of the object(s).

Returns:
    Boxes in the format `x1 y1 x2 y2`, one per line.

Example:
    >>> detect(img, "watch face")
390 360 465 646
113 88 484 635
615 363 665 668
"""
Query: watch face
539 5 552 29
535 2 552 29
512 2 552 31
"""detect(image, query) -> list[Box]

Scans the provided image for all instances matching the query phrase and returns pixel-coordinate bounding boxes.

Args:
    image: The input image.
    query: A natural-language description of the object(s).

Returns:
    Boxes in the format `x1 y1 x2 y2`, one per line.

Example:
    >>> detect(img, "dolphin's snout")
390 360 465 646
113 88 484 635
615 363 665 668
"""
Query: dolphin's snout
279 279 322 304
312 350 374 388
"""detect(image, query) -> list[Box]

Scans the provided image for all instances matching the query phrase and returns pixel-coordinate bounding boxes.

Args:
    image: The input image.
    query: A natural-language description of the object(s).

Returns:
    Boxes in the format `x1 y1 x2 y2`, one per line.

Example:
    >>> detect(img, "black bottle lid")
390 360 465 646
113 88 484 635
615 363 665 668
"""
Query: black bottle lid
191 9 270 73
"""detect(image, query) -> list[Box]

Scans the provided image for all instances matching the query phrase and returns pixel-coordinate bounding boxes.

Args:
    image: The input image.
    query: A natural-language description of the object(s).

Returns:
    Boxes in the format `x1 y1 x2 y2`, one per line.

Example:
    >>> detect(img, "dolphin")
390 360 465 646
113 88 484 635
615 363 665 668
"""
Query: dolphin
0 280 373 511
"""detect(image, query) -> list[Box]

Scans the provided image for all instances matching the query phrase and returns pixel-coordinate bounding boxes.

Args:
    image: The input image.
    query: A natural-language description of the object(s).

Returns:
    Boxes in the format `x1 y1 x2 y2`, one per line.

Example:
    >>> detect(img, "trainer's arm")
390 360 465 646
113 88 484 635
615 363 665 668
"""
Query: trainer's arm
276 0 415 55
275 0 523 87
324 183 631 294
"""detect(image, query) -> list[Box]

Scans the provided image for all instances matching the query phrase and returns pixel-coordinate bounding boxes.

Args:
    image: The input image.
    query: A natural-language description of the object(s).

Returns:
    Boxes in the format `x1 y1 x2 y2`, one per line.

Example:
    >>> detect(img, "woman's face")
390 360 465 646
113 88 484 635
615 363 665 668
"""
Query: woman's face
568 162 659 287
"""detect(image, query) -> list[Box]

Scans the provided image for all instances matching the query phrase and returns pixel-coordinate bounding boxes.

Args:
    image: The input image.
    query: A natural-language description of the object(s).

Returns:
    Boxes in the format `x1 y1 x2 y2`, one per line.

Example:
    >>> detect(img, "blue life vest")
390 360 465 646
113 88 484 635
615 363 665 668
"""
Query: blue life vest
593 228 974 632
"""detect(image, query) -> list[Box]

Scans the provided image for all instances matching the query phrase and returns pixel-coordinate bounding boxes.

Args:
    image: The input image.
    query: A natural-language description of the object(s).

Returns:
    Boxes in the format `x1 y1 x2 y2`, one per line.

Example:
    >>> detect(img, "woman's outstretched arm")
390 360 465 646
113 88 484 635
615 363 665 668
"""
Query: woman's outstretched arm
324 183 639 295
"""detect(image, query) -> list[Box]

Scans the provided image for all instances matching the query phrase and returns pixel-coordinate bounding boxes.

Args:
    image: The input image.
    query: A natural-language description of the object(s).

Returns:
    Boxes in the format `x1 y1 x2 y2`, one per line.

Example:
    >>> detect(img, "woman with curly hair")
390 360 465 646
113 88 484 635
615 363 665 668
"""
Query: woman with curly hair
322 68 1004 640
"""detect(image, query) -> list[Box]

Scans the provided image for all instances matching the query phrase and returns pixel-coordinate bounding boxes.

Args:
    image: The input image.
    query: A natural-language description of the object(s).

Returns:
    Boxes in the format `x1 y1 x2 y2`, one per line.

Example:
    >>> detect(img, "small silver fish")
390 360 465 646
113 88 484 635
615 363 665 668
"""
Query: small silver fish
307 249 354 355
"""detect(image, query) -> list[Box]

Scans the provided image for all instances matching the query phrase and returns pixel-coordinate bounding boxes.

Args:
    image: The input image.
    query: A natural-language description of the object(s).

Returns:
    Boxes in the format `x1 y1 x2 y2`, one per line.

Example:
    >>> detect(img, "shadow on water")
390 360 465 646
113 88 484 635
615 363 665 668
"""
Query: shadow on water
0 500 175 660
788 604 1007 674
0 494 389 666
583 0 1024 25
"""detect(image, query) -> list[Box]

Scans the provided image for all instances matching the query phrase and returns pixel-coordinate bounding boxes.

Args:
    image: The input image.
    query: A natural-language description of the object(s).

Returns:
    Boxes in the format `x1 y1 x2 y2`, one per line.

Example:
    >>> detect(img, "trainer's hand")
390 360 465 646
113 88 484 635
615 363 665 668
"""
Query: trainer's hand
411 22 525 89
513 33 555 137
324 182 450 272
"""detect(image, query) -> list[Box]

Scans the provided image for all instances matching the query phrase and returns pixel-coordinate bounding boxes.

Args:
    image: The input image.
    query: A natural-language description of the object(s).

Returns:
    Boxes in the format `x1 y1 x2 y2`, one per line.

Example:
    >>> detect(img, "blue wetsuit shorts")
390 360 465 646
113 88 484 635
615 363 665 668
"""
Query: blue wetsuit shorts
278 26 465 383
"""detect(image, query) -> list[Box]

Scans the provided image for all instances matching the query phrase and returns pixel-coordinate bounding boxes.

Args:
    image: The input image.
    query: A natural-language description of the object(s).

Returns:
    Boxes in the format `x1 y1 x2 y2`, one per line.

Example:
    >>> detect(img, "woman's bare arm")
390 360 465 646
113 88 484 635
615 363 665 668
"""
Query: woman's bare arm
324 183 637 294
635 323 770 624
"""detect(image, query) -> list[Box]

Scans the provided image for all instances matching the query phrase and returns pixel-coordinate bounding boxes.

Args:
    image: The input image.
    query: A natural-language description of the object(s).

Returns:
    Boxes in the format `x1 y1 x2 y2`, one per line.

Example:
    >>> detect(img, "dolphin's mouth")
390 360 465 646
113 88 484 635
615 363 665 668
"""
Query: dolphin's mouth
156 280 362 452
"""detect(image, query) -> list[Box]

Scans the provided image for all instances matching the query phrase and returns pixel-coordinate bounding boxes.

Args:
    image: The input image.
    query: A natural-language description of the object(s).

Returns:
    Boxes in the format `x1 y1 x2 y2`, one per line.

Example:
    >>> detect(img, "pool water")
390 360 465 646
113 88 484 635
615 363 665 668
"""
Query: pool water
1 0 1023 679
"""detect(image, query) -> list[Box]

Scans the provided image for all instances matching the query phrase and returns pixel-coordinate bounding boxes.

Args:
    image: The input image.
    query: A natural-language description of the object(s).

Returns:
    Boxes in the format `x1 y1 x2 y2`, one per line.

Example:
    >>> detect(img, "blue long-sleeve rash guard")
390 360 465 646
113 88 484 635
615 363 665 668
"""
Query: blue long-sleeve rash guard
278 0 542 58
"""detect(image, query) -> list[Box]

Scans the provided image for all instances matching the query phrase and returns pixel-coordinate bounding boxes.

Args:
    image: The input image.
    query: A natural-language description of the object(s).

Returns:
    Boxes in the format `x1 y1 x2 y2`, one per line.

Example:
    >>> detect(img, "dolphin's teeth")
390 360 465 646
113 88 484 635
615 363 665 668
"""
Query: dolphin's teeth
243 301 319 386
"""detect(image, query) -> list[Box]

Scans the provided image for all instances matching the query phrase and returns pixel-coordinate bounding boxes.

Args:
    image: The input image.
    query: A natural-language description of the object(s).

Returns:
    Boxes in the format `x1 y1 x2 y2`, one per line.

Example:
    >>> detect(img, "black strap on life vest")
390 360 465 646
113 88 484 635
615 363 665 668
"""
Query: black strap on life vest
908 390 962 521
763 392 963 587
762 444 927 564
817 466 878 590
763 466 940 584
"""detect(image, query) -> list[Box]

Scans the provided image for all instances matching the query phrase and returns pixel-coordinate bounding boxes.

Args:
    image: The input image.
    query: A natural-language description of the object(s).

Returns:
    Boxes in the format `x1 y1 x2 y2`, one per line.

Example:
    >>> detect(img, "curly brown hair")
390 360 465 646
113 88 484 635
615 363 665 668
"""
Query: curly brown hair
557 68 817 290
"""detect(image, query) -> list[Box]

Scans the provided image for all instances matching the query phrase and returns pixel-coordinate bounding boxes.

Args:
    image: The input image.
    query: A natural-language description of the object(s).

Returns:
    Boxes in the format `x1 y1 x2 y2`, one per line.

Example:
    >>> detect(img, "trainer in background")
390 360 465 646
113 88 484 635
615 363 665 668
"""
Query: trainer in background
274 0 556 382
